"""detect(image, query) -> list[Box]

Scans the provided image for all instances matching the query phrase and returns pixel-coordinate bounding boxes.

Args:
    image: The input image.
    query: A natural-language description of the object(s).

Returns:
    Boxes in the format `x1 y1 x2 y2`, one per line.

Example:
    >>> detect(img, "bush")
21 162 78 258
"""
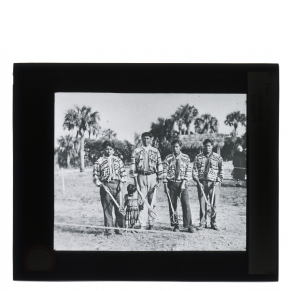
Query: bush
84 138 134 165
220 133 246 161
181 147 201 162
155 140 201 162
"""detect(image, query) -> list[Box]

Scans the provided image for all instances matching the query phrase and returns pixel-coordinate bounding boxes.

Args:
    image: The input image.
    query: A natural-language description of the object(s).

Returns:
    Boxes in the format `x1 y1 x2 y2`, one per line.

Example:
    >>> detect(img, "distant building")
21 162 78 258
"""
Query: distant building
179 133 225 154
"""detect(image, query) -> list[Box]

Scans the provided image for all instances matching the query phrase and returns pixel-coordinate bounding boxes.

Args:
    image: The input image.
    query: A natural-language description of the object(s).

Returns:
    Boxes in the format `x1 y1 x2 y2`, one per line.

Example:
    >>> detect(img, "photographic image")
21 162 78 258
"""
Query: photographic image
54 93 247 251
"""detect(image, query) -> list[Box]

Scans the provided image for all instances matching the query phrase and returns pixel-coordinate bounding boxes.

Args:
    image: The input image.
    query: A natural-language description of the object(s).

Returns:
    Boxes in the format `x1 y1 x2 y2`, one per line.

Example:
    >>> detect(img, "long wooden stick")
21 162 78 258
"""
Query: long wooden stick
61 168 65 194
198 182 215 213
134 177 157 216
101 184 124 214
55 222 244 238
151 187 157 208
211 183 216 206
165 187 176 215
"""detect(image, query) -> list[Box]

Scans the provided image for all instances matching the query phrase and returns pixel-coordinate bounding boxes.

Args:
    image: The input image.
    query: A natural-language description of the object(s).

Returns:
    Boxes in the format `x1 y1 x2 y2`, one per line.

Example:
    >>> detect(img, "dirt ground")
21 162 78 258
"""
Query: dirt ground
54 161 246 251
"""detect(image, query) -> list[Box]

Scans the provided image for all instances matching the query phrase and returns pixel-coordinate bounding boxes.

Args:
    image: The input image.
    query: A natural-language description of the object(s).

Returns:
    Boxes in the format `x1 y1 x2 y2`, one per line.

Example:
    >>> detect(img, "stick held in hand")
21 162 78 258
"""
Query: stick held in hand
101 183 126 216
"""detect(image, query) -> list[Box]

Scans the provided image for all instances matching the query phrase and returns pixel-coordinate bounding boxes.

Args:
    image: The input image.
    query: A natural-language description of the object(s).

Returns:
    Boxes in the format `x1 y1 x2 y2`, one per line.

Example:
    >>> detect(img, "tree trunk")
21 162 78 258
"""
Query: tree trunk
54 152 60 170
217 146 221 155
79 135 85 172
232 128 238 152
67 153 71 169
187 124 190 136
233 128 237 142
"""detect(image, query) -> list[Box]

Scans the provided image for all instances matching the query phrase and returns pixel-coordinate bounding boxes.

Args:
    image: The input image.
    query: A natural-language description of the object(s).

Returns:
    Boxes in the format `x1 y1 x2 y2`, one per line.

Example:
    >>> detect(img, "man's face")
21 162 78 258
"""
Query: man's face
142 136 152 146
105 146 114 156
203 142 213 154
172 142 181 155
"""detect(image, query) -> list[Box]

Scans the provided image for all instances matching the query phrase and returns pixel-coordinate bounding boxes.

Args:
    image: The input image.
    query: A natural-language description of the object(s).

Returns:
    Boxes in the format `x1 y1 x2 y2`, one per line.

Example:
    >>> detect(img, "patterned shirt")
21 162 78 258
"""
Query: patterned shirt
130 146 163 181
93 155 127 184
192 152 224 182
124 192 139 208
163 152 192 183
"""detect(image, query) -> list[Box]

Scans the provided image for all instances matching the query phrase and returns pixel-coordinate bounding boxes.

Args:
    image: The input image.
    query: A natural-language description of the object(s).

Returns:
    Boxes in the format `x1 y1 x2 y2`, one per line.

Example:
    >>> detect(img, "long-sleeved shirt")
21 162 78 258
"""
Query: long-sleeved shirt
192 152 224 182
93 155 127 184
163 152 192 183
130 146 163 181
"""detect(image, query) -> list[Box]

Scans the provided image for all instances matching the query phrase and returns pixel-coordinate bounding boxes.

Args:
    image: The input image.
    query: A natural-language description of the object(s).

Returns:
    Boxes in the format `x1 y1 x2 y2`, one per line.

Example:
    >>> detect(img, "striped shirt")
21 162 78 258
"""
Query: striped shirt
192 152 224 182
93 155 127 184
163 152 192 183
130 146 163 181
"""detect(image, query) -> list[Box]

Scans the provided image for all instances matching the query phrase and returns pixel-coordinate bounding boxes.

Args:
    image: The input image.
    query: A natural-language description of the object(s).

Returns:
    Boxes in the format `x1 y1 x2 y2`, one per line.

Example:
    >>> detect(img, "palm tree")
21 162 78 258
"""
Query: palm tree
172 104 198 135
134 132 142 147
194 113 219 134
151 117 174 143
224 111 246 140
63 105 101 172
102 128 117 140
181 104 199 135
57 135 78 169
172 106 184 135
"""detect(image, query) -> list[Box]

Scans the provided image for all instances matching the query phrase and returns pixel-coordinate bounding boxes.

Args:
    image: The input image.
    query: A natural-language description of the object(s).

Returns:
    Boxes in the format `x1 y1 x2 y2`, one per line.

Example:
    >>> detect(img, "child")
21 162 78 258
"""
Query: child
124 184 143 231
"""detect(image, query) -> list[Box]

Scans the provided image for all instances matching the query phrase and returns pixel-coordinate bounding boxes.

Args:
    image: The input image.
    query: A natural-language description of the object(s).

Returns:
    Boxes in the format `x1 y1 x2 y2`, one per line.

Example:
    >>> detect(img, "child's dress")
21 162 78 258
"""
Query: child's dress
124 192 139 227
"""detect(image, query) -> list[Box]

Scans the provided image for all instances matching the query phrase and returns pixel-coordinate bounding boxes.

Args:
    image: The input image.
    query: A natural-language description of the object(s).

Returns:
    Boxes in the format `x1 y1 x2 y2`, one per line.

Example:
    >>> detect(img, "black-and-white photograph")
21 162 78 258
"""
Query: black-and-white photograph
54 93 247 251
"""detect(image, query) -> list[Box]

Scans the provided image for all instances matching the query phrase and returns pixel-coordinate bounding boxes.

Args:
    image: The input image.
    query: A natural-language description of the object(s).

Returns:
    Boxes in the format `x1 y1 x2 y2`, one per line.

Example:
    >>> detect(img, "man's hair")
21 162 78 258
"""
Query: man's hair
141 132 152 138
203 138 213 146
127 184 137 194
102 140 115 149
171 139 182 146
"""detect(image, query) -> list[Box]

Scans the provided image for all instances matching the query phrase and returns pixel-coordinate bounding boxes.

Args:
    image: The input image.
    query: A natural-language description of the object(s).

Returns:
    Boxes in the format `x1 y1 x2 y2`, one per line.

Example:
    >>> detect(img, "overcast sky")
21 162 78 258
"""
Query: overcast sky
55 93 246 146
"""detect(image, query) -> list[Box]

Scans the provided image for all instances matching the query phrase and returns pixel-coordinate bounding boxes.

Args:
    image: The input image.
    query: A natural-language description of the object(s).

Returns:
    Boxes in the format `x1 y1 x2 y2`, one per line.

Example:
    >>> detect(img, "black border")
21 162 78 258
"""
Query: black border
13 64 279 281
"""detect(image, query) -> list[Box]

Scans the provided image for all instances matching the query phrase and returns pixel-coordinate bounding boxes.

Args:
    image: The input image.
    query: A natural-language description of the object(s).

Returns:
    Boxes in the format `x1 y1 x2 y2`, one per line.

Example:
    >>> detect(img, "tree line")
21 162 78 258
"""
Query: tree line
55 104 246 171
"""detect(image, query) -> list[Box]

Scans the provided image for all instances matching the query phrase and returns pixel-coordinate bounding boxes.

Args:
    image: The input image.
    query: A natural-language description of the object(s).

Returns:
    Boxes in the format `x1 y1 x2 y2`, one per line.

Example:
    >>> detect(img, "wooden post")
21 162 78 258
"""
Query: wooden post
61 168 65 194
54 152 59 170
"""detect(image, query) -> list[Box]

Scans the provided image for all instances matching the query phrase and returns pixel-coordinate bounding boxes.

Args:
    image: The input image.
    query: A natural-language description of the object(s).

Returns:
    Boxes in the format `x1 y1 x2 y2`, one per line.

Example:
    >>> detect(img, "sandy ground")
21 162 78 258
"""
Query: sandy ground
54 161 246 251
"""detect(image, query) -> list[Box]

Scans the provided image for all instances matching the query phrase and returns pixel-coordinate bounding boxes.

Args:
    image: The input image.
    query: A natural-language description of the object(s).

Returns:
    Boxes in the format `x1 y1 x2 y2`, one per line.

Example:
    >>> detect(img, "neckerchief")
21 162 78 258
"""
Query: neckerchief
203 152 212 179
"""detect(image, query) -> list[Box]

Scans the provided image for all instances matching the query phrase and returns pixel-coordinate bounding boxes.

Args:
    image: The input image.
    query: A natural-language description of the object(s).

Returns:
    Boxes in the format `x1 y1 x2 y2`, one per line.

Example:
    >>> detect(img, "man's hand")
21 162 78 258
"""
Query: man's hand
181 180 186 189
213 181 220 187
95 180 102 187
214 178 221 186
156 181 161 189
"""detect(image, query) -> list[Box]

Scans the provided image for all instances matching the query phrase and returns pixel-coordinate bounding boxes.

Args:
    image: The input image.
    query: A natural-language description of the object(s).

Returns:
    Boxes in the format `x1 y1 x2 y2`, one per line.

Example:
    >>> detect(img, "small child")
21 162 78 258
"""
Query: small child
124 184 143 231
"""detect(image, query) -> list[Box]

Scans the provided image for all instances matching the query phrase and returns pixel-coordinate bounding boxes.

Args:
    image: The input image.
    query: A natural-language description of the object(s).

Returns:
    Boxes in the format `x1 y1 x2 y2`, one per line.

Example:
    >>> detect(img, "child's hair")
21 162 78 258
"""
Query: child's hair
127 184 136 194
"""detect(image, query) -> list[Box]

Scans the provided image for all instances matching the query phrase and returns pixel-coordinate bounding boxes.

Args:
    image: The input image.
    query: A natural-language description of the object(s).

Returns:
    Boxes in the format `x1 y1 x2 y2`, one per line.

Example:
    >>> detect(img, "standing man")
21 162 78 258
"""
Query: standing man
163 139 195 233
130 132 163 230
93 141 127 237
192 139 224 231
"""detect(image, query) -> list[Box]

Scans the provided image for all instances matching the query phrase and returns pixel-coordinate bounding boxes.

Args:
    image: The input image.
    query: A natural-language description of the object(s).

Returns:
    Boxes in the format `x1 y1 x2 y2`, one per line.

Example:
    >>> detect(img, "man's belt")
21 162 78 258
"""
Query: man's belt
138 170 155 175
199 179 216 184
168 179 182 183
102 179 120 184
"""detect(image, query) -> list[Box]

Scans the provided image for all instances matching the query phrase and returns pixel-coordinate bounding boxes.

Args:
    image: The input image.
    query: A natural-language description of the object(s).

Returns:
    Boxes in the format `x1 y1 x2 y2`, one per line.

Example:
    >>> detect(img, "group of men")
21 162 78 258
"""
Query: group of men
93 132 224 236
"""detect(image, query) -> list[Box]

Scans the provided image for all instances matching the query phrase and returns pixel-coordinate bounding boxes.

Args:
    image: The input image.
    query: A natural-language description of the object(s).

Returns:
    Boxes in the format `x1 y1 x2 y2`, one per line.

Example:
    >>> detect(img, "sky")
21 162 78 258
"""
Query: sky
55 93 246 146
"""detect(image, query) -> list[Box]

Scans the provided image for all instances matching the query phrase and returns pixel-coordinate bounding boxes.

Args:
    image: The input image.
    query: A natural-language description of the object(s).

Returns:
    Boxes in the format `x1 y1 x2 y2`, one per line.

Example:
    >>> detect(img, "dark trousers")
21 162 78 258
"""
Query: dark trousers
100 181 125 234
167 181 192 228
197 181 220 226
